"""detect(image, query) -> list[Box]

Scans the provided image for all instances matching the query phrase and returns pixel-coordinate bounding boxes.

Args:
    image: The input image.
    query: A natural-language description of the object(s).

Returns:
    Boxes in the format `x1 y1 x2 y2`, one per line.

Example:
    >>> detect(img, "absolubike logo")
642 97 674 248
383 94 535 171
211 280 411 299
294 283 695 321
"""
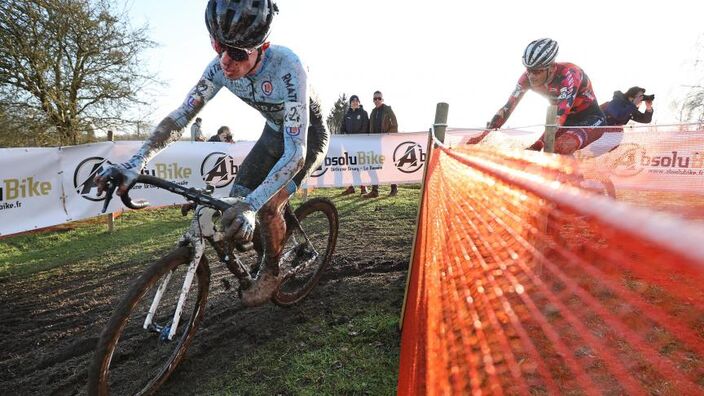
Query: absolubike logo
310 143 426 178
393 141 426 173
74 157 195 201
201 152 238 188
608 143 704 177
310 151 386 178
74 157 112 201
0 175 53 210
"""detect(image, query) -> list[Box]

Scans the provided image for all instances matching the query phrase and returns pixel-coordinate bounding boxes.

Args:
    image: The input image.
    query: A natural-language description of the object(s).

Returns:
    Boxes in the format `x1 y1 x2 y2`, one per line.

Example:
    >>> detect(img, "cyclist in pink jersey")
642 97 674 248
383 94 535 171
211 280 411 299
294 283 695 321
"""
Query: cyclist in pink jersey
469 38 606 155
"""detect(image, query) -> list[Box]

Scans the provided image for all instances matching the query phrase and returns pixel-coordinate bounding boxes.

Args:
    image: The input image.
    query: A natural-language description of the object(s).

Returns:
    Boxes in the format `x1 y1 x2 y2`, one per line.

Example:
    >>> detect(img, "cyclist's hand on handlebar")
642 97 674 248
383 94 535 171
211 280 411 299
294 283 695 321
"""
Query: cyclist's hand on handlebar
466 111 505 145
95 162 140 197
222 201 256 242
466 130 490 145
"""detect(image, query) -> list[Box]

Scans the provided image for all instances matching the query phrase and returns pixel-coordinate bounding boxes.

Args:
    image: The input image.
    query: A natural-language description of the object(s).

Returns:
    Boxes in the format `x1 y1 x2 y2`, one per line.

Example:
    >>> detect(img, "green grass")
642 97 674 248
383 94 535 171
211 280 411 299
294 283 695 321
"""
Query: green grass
0 208 190 280
207 302 401 396
0 185 421 395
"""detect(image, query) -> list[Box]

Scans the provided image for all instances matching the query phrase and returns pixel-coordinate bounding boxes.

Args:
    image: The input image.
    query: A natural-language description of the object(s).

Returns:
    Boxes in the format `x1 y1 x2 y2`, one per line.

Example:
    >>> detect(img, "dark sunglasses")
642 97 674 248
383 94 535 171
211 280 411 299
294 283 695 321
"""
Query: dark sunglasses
373 97 383 101
526 67 548 75
223 46 254 61
212 40 255 61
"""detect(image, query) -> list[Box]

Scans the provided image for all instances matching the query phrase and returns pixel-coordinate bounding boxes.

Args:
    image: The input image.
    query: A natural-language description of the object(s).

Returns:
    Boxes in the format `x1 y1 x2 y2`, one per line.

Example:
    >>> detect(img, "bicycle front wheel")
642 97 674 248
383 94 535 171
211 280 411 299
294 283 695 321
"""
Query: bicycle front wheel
273 197 339 306
87 247 210 395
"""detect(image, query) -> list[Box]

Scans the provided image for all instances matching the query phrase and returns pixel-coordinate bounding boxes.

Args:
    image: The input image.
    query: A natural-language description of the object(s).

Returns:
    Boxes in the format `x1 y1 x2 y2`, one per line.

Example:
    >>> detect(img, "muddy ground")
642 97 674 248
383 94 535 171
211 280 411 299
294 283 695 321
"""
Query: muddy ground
0 191 417 395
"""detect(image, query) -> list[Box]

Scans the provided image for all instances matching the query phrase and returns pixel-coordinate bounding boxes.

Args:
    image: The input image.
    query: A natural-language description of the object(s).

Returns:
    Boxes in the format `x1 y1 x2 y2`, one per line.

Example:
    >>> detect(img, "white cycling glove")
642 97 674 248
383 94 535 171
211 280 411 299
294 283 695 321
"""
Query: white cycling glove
95 158 142 196
221 201 257 242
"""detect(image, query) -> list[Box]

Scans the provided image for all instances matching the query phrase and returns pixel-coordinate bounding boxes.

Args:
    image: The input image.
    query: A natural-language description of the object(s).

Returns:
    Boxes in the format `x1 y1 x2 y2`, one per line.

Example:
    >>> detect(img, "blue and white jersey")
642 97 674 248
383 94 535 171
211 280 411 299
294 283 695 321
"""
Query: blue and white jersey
171 45 311 133
130 45 321 211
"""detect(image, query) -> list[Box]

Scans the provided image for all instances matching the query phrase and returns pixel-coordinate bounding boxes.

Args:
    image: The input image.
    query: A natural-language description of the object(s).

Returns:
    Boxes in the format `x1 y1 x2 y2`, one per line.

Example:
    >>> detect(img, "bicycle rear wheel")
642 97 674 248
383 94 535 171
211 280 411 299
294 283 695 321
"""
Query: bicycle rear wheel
87 247 209 395
272 198 339 306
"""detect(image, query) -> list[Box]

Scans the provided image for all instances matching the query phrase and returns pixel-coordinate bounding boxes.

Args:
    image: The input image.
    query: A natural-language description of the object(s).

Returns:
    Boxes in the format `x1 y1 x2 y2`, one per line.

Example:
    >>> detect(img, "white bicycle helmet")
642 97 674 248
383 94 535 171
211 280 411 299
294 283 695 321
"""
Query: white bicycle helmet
522 38 559 69
205 0 278 49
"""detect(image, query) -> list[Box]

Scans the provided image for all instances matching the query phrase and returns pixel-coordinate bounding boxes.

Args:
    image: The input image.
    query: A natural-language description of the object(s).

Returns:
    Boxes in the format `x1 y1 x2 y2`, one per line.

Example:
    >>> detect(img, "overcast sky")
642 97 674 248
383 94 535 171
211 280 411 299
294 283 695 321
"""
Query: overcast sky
123 0 704 140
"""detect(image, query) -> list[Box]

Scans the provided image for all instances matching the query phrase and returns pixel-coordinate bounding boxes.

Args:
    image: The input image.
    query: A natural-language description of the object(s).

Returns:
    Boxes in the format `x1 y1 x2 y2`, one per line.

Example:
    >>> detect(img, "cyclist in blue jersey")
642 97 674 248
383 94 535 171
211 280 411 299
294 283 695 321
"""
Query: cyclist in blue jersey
96 0 329 306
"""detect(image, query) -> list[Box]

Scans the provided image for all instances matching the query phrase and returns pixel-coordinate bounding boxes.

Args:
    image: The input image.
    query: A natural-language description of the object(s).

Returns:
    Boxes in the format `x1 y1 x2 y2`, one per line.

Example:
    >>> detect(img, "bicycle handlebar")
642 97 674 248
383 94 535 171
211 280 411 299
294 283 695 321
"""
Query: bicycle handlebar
100 172 231 213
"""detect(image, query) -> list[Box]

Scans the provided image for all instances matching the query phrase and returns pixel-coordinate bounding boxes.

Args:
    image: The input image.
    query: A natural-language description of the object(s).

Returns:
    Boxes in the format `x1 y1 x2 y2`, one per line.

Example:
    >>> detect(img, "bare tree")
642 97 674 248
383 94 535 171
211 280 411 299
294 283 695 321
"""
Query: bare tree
326 93 348 134
0 0 157 146
673 35 704 126
677 84 704 125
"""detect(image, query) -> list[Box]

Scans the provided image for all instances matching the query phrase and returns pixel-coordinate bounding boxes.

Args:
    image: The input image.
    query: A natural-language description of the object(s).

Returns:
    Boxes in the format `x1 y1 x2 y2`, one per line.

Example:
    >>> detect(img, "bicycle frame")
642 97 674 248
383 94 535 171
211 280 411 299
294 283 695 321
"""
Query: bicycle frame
101 173 320 341
98 173 320 341
142 197 242 341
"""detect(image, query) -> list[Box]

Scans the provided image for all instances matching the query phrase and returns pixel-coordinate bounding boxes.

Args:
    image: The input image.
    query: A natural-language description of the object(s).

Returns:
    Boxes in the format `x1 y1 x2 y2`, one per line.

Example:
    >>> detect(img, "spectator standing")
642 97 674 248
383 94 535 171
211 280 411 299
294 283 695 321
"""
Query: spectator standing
340 95 369 195
366 90 398 198
600 86 654 127
340 95 369 134
208 126 233 142
191 117 205 141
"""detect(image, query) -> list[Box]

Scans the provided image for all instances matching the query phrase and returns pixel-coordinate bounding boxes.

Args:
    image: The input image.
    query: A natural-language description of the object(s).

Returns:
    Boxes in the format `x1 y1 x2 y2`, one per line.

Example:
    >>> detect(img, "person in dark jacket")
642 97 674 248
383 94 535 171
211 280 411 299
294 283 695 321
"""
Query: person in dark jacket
340 95 369 134
208 126 233 142
600 86 654 127
366 90 399 198
340 95 370 195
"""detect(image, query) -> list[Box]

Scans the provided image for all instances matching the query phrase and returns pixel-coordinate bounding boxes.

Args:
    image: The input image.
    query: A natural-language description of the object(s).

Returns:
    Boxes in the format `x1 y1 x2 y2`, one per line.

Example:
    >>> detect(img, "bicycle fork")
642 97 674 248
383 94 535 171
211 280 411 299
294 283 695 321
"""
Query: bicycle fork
143 244 205 342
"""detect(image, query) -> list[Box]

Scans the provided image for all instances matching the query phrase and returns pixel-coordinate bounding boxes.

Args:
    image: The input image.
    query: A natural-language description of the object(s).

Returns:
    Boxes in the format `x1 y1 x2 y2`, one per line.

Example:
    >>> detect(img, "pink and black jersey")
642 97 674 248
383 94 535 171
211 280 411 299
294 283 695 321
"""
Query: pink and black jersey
489 63 599 128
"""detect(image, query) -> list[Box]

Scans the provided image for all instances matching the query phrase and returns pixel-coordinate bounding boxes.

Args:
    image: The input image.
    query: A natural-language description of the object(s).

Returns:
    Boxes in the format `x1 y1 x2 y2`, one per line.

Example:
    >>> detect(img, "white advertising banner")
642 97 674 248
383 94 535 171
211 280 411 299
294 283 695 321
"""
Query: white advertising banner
304 132 428 188
447 128 704 193
1 129 702 236
0 148 64 235
578 131 704 193
62 141 257 219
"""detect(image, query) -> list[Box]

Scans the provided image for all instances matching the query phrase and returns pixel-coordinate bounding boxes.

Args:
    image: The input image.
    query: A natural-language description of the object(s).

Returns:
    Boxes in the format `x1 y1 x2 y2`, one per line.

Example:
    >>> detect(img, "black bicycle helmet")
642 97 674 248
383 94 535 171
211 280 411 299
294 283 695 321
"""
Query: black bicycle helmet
205 0 278 49
522 38 559 69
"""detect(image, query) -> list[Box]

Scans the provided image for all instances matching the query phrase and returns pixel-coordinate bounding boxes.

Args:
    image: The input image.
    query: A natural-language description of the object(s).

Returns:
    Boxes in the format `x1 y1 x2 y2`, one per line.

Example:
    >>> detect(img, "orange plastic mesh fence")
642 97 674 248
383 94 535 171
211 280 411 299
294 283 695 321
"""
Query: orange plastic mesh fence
398 144 704 395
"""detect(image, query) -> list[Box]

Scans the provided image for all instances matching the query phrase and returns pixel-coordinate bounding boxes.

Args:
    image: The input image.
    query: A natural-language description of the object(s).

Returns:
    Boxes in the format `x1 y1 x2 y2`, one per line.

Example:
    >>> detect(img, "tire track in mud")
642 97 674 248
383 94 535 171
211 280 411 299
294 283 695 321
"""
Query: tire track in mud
0 259 242 385
158 271 408 396
0 257 155 395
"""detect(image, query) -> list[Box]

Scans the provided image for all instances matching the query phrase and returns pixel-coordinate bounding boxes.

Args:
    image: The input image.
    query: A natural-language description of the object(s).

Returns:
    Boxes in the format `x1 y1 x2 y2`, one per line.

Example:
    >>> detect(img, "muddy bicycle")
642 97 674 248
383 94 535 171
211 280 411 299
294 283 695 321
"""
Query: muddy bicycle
86 172 338 395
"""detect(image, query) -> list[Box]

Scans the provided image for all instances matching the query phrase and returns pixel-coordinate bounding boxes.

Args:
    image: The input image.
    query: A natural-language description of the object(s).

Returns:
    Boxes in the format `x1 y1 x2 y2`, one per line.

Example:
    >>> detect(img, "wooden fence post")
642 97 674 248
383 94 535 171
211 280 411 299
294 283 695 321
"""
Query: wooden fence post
543 105 558 153
433 103 449 145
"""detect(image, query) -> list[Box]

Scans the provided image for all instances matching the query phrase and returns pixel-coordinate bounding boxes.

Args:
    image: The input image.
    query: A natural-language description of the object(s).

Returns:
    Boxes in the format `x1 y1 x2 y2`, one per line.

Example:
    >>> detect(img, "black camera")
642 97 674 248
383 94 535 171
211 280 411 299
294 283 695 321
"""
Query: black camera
642 94 655 101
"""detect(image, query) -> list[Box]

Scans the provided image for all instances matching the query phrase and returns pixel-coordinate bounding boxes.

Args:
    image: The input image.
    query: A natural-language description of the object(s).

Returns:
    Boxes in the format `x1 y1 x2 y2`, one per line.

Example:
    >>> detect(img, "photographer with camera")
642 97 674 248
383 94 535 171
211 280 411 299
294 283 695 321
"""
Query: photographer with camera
600 86 654 126
208 125 234 143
